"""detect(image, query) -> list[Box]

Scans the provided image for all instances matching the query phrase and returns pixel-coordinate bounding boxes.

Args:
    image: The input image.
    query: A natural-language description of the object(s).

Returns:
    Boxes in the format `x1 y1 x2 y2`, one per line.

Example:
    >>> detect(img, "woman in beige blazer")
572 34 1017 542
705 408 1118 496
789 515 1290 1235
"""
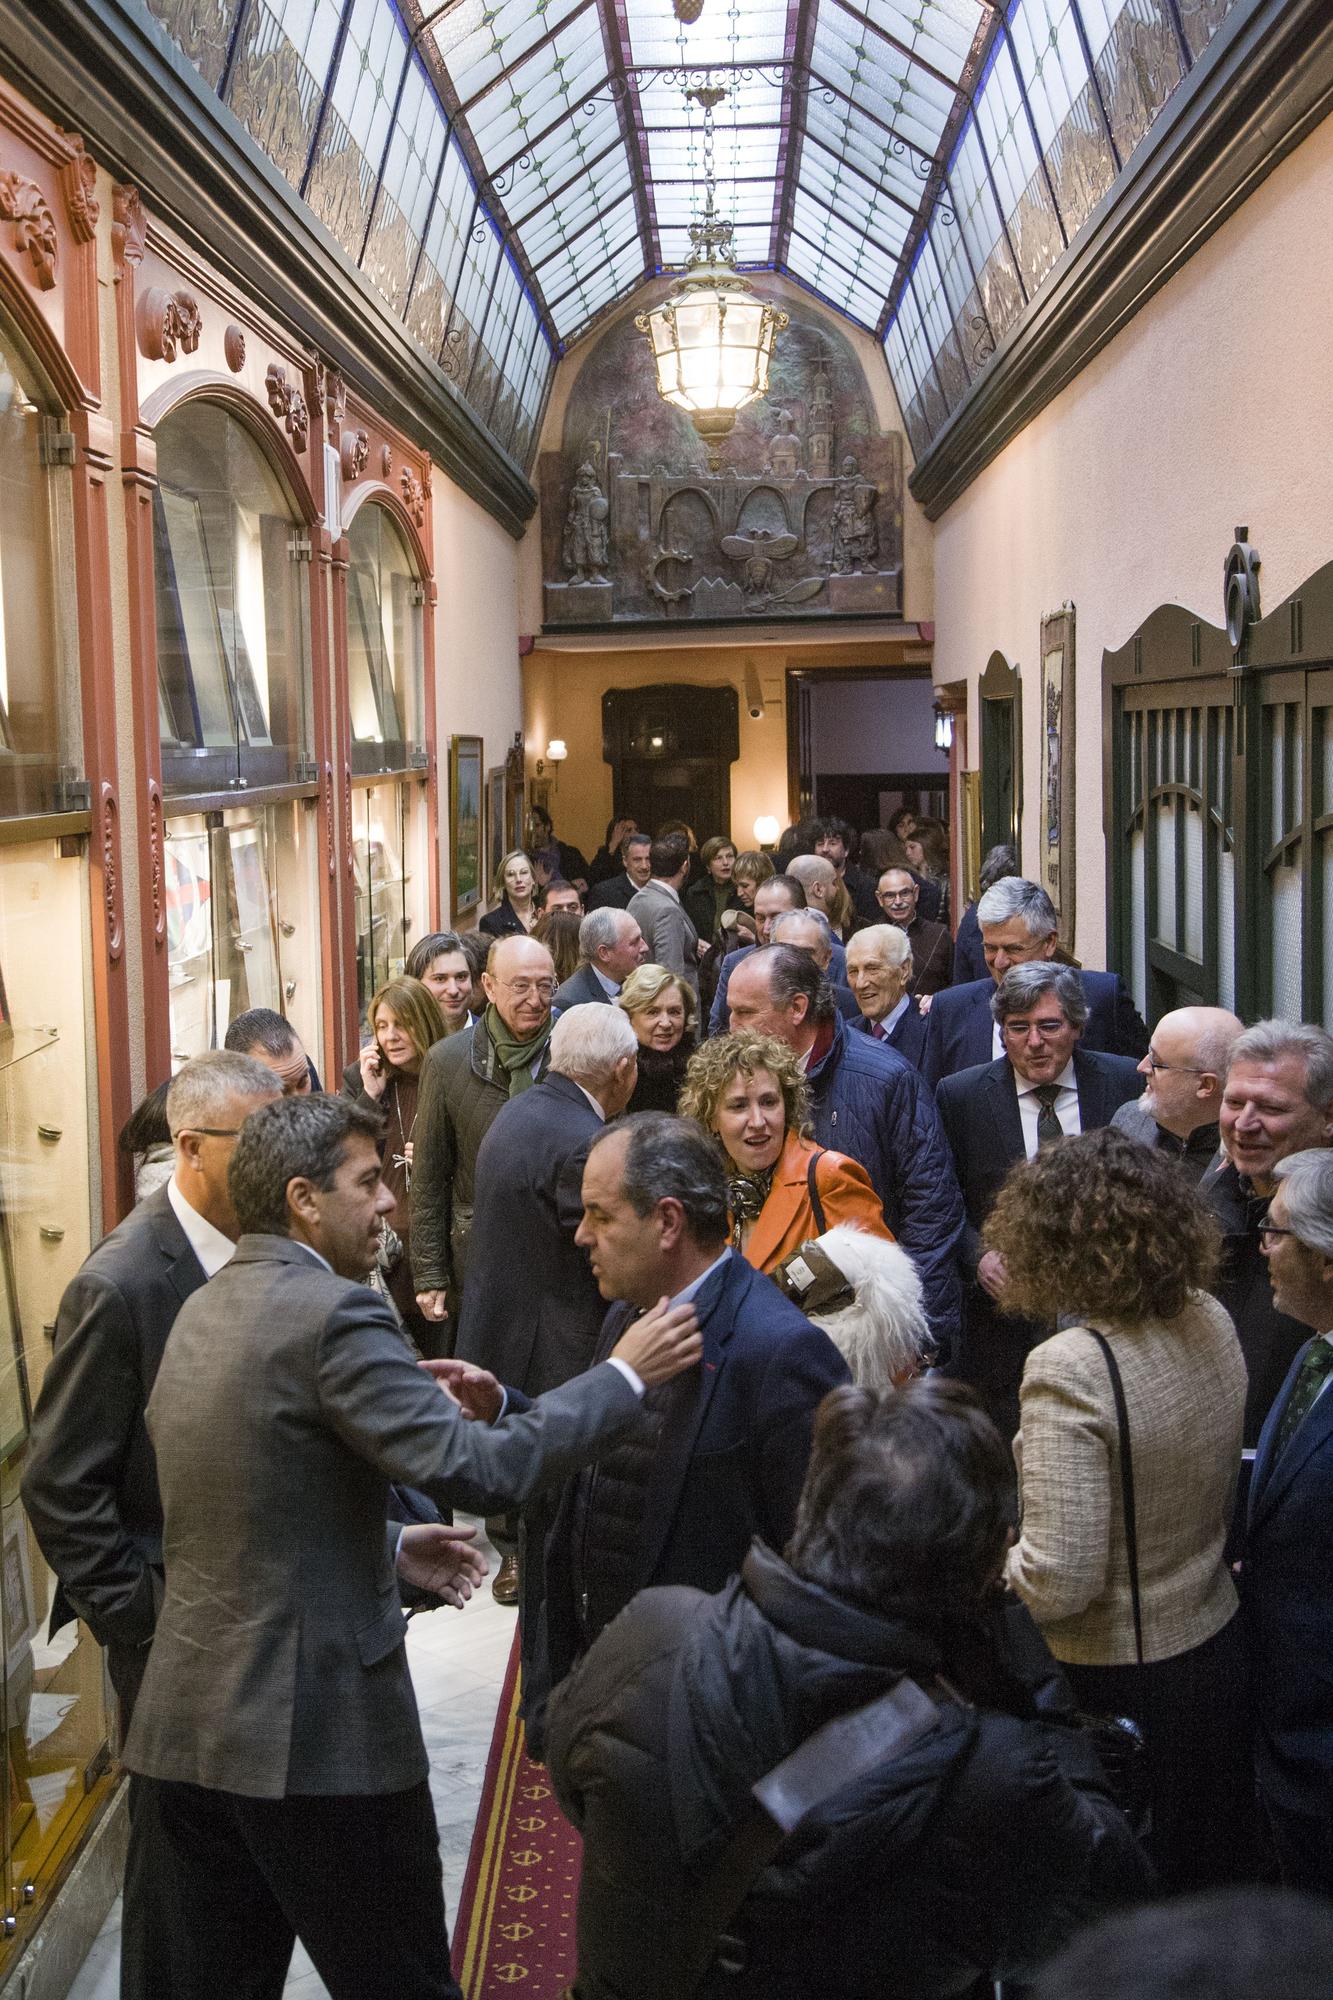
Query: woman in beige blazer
985 1127 1250 1894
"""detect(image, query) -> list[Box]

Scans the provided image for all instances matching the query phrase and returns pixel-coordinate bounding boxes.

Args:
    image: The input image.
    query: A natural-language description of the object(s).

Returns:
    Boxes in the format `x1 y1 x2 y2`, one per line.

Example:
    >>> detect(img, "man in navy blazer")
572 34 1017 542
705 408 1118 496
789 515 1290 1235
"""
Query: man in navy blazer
921 876 1147 1089
528 1114 848 1753
846 924 929 1070
1245 1147 1333 1891
936 963 1142 1439
556 909 647 1008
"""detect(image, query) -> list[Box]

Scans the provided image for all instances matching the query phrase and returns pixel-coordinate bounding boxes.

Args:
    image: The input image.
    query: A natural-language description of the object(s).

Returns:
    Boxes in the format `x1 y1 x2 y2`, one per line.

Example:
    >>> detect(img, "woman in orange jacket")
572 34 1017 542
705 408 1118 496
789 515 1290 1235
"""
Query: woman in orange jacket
680 1030 893 1273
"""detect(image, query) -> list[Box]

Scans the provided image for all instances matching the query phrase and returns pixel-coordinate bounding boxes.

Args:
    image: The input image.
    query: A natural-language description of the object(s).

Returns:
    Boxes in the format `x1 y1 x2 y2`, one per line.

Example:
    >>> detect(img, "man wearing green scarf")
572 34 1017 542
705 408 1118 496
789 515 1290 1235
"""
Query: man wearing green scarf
410 934 559 1600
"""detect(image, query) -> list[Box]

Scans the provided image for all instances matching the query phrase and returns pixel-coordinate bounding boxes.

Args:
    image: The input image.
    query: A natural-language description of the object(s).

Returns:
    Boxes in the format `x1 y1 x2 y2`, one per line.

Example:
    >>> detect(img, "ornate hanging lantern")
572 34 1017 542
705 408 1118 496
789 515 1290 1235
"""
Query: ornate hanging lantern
636 86 787 469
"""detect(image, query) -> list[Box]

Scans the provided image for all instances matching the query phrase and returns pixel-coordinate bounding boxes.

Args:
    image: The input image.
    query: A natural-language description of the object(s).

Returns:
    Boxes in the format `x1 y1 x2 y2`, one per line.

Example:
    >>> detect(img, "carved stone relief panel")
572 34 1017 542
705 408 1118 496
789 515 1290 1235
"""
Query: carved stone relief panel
540 307 905 629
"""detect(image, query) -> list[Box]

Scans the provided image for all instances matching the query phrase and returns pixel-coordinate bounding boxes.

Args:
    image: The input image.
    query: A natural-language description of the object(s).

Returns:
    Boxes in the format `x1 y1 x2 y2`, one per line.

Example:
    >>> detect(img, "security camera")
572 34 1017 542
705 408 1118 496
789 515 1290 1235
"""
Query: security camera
744 661 765 721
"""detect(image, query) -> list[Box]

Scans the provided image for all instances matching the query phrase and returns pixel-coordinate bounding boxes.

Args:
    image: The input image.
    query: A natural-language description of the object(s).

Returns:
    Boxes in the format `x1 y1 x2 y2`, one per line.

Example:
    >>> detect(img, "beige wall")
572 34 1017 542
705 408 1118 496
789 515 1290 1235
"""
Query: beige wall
519 271 935 854
933 110 1333 965
432 478 524 914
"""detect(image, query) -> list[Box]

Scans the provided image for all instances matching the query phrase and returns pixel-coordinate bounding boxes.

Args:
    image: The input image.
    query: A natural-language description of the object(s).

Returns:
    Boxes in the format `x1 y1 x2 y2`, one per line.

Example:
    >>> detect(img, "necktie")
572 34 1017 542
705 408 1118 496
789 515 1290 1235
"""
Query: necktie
1033 1084 1064 1150
1273 1340 1333 1461
872 1021 887 1041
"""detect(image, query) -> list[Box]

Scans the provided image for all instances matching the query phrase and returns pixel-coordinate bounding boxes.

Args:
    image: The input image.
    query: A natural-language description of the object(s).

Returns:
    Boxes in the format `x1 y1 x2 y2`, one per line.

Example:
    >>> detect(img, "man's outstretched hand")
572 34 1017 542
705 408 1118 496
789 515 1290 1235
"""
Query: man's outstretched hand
395 1523 488 1607
611 1298 702 1386
419 1356 504 1423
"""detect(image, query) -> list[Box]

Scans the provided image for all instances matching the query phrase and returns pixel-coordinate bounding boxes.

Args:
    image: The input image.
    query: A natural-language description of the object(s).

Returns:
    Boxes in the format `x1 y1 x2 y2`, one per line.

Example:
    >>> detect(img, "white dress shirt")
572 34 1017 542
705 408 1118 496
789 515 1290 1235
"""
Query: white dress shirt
166 1175 236 1278
1014 1060 1081 1161
592 964 620 998
871 994 911 1039
992 1018 1005 1061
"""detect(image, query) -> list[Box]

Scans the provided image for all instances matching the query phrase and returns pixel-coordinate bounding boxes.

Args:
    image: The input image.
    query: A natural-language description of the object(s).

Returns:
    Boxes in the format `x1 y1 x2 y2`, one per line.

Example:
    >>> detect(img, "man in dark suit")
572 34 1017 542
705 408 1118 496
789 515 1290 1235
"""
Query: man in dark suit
530 1114 848 1752
456 1005 639 1654
1203 1019 1333 1444
22 1052 282 1998
874 866 953 997
557 908 646 1007
1245 1146 1333 1891
1111 1004 1242 1185
922 876 1148 1088
585 831 653 911
845 923 928 1069
936 962 1142 1439
123 1095 703 2000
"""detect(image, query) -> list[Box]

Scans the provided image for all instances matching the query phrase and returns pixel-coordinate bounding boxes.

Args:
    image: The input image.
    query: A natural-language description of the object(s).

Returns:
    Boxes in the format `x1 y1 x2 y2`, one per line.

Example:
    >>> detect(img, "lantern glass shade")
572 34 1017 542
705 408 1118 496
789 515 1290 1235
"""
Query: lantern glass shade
638 236 787 459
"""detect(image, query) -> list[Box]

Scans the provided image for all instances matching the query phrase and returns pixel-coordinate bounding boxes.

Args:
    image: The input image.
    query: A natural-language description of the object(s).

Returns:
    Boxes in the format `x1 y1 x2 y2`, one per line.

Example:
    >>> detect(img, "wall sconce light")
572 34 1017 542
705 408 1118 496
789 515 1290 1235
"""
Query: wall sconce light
546 739 568 763
933 704 953 753
754 814 780 848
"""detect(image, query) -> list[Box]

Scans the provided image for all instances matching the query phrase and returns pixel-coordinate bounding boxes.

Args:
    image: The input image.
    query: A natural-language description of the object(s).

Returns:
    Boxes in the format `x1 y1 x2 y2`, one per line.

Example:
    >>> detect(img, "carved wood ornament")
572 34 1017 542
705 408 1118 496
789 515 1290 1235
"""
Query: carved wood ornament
400 465 426 527
60 138 99 244
0 171 58 289
137 285 204 362
265 362 309 452
224 323 246 371
340 429 369 482
112 183 146 273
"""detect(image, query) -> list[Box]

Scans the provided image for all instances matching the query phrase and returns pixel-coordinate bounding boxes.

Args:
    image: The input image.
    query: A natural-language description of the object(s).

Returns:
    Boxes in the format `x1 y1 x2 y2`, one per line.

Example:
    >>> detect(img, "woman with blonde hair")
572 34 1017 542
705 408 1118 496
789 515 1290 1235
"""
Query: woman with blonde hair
680 1030 890 1273
342 973 445 1345
730 848 775 910
480 848 539 938
616 963 698 1112
987 1126 1250 1893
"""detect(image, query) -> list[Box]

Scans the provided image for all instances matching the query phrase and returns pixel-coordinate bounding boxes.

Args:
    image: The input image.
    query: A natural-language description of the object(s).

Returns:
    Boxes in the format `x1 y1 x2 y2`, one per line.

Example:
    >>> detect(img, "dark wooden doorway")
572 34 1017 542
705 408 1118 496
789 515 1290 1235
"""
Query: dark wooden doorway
602 683 740 840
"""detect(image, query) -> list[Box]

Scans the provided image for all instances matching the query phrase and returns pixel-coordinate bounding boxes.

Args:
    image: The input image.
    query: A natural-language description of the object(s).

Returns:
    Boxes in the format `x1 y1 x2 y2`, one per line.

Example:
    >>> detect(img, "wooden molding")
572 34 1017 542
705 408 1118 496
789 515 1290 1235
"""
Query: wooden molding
909 0 1333 519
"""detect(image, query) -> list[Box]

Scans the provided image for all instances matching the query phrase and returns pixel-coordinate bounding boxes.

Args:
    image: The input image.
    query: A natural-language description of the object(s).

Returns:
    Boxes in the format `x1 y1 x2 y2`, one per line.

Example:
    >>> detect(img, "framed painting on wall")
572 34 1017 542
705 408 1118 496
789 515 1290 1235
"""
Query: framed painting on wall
1040 605 1076 948
449 736 484 916
486 766 505 893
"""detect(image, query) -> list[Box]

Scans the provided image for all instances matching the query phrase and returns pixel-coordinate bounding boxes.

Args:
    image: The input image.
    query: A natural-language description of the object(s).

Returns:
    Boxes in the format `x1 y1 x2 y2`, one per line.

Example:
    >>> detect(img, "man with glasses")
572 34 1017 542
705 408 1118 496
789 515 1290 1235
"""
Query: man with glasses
410 933 560 1599
23 1052 281 1995
874 866 952 997
1112 1006 1242 1184
1201 1019 1333 1443
935 963 1141 1438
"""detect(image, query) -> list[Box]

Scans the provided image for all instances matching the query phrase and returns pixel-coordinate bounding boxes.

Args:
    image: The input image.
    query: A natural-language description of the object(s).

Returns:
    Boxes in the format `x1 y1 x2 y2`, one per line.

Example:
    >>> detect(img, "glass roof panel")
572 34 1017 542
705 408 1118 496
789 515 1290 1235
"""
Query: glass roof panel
858 0 983 85
623 0 789 71
804 89 933 213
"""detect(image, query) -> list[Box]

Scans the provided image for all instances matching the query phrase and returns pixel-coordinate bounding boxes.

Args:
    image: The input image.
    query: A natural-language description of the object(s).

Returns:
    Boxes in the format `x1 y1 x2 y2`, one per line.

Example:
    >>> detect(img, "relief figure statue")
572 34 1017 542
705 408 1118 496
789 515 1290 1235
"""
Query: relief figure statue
562 462 610 583
831 455 879 575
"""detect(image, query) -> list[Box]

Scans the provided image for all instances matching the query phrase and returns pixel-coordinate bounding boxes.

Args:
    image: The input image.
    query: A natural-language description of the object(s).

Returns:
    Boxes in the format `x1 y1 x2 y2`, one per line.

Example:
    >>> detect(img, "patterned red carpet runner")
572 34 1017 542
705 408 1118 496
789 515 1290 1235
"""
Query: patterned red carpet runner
451 1634 583 1998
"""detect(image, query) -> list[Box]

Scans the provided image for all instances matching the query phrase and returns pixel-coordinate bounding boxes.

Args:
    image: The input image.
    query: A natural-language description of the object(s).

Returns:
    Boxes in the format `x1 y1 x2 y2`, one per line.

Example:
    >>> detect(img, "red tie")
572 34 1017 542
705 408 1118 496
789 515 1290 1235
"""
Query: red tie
872 1022 887 1040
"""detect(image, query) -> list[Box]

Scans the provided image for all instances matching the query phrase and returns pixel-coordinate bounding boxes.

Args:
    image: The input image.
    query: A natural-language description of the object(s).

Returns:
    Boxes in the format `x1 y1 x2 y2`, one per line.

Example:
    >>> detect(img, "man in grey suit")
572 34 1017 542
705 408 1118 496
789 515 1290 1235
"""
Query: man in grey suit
124 1094 701 2000
557 907 647 1007
627 832 702 995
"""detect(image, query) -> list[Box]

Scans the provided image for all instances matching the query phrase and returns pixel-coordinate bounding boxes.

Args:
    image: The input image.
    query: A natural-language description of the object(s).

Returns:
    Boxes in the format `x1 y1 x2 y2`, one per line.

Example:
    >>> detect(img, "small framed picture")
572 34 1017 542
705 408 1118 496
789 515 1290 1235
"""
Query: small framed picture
449 736 484 916
1040 604 1076 948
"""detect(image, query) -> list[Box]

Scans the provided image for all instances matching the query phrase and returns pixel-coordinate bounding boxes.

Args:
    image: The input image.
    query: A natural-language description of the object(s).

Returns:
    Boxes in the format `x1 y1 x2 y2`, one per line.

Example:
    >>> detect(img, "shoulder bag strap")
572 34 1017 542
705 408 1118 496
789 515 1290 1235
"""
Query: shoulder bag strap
1086 1328 1143 1667
805 1148 828 1237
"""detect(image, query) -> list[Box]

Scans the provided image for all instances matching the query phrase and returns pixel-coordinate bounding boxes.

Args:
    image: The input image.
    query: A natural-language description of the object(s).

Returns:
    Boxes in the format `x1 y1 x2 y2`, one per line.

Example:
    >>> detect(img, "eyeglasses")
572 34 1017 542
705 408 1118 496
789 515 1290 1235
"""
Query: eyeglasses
877 890 915 905
1257 1222 1296 1245
1001 1018 1069 1039
1144 1050 1207 1074
493 978 557 1001
183 1127 242 1139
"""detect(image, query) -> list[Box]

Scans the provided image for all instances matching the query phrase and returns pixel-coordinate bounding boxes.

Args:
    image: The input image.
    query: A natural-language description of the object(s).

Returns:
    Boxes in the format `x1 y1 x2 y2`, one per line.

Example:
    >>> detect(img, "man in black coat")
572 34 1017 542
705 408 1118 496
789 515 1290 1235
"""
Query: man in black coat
1202 1019 1333 1444
556 908 646 1007
528 1115 848 1753
873 867 953 997
936 962 1142 1440
922 876 1147 1088
456 1006 639 1653
585 831 653 911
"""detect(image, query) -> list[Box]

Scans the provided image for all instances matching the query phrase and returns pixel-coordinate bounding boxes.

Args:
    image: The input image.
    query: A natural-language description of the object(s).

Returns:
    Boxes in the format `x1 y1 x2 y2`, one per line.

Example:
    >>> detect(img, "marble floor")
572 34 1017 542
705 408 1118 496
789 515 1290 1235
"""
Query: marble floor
66 1522 515 2000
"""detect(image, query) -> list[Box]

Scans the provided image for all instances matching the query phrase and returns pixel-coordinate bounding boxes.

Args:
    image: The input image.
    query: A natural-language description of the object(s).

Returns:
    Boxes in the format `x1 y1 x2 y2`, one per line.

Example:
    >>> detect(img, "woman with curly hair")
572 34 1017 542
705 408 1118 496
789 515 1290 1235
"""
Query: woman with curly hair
986 1126 1250 1892
616 963 698 1113
680 1030 890 1273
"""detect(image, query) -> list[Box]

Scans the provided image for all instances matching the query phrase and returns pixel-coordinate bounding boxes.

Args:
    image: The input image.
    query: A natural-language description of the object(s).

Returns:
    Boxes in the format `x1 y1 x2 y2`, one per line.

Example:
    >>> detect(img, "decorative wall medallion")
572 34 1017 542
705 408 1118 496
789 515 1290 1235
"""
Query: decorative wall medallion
380 443 392 479
224 323 246 372
343 767 353 877
401 465 426 527
111 183 146 271
100 786 123 962
341 429 369 481
264 362 310 452
325 764 335 878
60 138 99 244
0 173 58 290
147 781 165 946
136 285 203 363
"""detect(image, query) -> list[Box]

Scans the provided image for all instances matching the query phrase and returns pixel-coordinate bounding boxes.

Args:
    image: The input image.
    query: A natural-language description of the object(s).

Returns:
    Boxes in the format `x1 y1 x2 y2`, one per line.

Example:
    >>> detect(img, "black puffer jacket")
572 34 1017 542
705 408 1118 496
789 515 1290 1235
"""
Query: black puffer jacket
547 1544 1151 2000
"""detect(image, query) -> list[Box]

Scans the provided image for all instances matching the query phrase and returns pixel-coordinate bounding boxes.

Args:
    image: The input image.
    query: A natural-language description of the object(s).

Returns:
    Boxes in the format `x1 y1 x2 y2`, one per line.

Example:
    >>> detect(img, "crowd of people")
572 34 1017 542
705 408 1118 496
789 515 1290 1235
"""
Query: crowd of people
17 803 1333 2000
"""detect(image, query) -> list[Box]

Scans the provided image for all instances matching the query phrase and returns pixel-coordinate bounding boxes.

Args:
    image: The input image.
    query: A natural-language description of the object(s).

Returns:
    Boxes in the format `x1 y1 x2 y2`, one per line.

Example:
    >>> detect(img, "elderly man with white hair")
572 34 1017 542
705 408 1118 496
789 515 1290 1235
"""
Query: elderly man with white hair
845 923 927 1068
921 876 1148 1087
455 1003 641 1608
1247 1145 1333 1891
558 908 648 1006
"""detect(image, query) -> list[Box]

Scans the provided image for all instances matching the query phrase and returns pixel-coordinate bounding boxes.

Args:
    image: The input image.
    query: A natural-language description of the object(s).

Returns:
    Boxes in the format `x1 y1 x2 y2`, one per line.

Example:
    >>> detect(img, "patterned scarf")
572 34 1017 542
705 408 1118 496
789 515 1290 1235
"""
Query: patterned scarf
485 1004 553 1097
727 1165 776 1250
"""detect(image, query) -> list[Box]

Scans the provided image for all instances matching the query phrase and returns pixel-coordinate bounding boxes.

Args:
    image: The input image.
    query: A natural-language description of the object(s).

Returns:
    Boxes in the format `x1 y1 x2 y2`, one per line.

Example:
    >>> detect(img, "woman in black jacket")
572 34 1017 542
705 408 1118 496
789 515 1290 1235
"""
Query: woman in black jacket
615 962 697 1112
548 1377 1151 2000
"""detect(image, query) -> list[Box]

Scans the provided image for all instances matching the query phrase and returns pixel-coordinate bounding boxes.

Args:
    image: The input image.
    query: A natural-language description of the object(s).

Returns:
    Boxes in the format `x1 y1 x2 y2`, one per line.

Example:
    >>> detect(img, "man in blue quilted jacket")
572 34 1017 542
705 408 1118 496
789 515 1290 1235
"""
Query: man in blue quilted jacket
727 945 963 1361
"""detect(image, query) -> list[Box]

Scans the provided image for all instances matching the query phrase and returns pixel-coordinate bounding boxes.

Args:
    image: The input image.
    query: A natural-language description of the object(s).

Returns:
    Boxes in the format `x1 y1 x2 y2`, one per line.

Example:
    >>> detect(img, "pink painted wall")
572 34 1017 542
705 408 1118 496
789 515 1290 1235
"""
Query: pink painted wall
932 110 1333 965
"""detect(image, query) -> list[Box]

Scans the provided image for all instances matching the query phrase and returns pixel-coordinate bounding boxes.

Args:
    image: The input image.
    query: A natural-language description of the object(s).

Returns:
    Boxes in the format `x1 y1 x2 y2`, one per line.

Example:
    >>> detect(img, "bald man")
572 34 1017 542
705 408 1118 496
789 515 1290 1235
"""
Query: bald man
784 852 840 922
1111 1005 1243 1185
